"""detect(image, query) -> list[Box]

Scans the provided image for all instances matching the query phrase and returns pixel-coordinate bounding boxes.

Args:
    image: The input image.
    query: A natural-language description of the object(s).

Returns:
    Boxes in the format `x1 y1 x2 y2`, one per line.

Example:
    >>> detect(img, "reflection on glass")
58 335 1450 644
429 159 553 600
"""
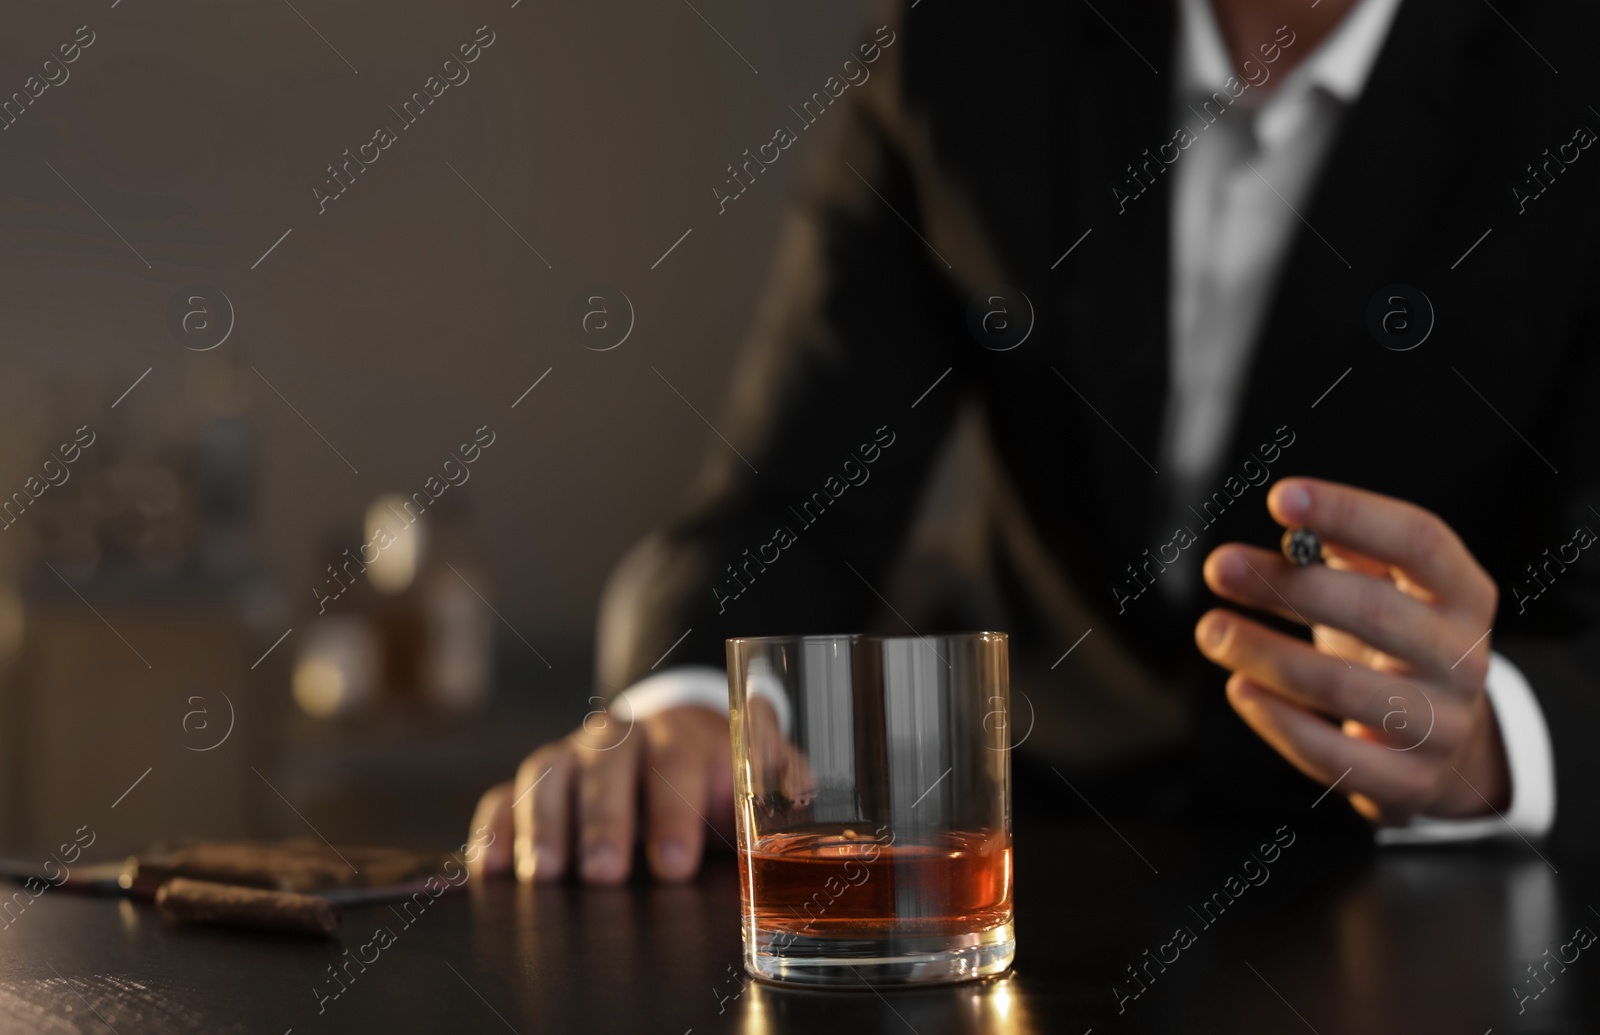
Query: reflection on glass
738 973 1034 1034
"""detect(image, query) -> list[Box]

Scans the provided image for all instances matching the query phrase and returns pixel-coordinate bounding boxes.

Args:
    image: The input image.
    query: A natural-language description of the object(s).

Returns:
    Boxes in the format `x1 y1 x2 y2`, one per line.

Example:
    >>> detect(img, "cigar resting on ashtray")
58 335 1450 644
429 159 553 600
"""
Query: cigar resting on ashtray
155 877 340 936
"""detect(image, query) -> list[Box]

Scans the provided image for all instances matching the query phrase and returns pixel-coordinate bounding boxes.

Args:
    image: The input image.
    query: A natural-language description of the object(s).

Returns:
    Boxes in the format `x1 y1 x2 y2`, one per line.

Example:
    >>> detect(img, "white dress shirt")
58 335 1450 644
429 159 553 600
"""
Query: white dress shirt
617 0 1556 844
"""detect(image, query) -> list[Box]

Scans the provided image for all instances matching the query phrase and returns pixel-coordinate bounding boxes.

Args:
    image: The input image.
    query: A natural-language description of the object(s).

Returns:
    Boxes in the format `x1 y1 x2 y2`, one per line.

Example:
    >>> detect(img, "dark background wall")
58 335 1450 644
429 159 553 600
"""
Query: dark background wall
0 0 874 656
0 0 892 851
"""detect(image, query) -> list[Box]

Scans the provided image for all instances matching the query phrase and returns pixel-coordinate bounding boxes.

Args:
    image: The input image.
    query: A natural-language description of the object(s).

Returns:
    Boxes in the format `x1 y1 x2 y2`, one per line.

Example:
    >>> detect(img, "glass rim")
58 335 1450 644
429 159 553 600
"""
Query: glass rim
726 630 1007 647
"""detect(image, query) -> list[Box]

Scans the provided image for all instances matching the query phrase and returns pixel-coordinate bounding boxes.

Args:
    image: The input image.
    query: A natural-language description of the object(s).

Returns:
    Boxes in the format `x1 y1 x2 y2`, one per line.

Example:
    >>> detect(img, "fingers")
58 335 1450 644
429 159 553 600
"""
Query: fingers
1308 623 1383 670
643 706 740 880
512 734 642 885
1268 478 1493 610
1204 544 1459 675
1225 675 1434 819
744 697 816 808
1196 609 1394 725
499 704 731 886
467 781 515 878
514 744 577 883
643 740 709 882
1321 542 1390 579
573 731 641 884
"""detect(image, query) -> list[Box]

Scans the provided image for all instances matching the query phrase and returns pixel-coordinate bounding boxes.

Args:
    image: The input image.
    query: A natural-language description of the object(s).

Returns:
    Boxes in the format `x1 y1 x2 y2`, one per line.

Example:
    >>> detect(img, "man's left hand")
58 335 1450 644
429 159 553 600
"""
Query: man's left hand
1196 477 1510 825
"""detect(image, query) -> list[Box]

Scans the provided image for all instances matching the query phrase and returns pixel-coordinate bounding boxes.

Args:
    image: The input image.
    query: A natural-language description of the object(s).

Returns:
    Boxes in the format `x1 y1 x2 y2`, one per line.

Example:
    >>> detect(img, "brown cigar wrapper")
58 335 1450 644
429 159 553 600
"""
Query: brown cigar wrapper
155 877 340 936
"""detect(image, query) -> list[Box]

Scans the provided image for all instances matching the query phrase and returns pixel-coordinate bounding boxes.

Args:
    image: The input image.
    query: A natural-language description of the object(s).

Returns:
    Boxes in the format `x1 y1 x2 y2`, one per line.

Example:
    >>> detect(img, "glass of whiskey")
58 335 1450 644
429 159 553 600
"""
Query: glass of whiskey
726 632 1014 987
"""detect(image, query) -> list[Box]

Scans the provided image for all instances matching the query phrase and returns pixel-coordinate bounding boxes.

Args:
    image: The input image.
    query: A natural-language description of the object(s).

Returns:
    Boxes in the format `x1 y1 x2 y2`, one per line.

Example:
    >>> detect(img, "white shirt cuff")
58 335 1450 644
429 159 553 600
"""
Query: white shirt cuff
1376 650 1556 845
610 664 791 738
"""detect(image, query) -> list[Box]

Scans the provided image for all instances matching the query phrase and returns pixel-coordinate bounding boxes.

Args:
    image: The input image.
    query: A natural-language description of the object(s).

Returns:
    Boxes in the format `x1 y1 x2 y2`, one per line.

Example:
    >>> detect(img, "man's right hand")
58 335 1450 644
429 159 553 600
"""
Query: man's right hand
467 705 735 885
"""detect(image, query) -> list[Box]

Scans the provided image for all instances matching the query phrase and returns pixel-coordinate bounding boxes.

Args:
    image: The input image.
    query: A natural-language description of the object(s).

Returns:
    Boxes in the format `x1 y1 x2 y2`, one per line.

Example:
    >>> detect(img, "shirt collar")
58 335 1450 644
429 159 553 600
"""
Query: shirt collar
1177 0 1406 108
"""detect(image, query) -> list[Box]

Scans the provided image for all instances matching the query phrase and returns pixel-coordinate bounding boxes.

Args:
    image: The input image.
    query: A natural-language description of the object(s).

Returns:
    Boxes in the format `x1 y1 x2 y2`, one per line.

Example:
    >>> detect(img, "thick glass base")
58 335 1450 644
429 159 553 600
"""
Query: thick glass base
744 922 1015 988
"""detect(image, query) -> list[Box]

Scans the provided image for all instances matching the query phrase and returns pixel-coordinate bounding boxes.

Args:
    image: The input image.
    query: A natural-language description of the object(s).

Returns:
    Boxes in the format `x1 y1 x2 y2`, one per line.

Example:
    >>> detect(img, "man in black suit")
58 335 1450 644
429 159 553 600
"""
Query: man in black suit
471 0 1600 882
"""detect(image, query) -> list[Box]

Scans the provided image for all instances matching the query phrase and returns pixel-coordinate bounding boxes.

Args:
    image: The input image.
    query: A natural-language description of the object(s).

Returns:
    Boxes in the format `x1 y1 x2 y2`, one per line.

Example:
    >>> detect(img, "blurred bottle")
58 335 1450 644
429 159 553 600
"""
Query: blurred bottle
292 529 381 719
414 495 491 711
365 490 491 712
293 493 491 719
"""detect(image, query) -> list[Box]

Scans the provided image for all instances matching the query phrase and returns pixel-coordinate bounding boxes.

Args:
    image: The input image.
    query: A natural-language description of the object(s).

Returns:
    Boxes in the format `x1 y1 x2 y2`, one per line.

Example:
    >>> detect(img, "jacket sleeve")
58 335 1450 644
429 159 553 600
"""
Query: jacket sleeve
1493 284 1600 857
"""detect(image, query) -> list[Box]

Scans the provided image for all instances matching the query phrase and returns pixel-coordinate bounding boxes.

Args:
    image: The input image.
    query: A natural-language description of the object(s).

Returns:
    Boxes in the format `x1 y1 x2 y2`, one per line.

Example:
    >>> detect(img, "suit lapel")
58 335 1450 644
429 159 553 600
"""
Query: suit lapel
1227 0 1500 469
1053 1 1178 607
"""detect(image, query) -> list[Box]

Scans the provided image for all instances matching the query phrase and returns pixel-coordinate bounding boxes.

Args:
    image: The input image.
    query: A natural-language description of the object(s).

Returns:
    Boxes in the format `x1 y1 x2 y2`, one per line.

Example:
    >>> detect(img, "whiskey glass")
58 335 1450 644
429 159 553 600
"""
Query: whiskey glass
727 632 1014 986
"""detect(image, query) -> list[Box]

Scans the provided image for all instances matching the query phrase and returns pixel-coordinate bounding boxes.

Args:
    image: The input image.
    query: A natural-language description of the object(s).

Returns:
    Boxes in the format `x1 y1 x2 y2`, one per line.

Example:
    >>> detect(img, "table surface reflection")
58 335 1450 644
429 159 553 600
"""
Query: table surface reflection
0 816 1594 1034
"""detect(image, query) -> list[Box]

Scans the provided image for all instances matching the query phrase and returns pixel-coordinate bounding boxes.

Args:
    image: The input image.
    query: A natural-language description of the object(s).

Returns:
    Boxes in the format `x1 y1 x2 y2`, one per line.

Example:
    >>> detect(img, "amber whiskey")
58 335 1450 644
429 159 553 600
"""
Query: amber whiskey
740 827 1012 938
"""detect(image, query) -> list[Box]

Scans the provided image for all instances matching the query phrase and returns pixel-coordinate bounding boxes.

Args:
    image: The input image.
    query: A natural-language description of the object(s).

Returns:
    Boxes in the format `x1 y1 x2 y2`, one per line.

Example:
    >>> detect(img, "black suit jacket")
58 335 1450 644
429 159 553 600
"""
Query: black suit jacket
597 0 1600 852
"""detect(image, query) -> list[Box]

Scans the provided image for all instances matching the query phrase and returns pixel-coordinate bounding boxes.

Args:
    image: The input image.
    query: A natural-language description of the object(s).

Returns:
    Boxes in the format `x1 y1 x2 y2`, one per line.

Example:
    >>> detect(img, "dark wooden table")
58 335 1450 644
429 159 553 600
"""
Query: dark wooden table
0 815 1593 1035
